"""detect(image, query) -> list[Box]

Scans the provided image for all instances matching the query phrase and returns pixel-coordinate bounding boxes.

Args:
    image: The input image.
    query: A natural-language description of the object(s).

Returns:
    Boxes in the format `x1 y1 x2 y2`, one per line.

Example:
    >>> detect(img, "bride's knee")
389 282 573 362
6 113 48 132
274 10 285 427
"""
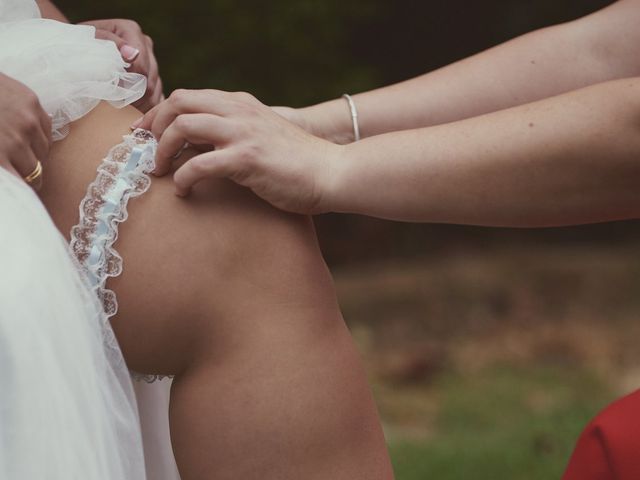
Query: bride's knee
110 172 341 375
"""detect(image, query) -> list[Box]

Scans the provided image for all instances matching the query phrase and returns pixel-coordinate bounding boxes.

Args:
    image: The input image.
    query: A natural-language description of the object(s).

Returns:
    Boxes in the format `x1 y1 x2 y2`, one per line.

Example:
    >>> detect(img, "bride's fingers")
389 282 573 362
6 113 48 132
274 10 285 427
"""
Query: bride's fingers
30 126 51 166
92 28 127 51
37 108 53 146
12 148 40 185
27 112 52 165
31 110 52 163
133 38 161 112
173 150 237 197
154 114 230 176
153 78 164 105
142 77 164 113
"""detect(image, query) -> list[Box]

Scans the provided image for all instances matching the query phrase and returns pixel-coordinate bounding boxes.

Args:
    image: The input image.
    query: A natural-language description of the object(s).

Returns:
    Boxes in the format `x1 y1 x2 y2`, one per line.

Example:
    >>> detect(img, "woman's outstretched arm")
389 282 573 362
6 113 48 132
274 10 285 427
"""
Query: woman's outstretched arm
325 77 640 227
286 0 640 142
141 78 640 228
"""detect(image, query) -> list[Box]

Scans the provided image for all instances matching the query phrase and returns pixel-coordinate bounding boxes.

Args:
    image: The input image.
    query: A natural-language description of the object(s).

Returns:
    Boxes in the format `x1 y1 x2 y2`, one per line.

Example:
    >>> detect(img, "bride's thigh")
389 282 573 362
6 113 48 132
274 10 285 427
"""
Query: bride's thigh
38 103 342 376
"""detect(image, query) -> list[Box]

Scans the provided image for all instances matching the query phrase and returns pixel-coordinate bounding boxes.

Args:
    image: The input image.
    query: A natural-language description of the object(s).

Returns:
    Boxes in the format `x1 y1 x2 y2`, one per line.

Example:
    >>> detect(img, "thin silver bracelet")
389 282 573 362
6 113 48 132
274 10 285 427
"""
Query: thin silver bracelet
342 94 361 142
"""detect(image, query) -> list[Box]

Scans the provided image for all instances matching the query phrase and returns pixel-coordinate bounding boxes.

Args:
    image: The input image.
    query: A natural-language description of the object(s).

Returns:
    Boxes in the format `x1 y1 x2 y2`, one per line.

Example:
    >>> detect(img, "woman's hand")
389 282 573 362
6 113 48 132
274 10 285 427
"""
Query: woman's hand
80 19 163 112
0 74 51 190
271 106 310 131
136 89 342 214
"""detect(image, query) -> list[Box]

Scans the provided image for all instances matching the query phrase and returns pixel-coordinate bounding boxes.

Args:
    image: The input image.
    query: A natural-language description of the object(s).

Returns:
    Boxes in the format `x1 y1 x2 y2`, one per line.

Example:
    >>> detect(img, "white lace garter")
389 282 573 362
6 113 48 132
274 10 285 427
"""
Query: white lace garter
70 128 164 382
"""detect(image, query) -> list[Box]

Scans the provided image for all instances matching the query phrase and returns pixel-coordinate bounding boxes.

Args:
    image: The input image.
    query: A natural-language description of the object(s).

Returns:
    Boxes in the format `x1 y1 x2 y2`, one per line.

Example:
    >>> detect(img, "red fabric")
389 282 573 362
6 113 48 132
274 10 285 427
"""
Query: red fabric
563 389 640 480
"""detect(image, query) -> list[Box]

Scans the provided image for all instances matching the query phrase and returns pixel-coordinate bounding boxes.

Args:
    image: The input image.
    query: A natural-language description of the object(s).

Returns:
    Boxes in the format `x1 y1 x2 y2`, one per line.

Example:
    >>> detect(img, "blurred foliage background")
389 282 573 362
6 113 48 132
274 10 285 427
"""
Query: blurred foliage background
60 0 640 478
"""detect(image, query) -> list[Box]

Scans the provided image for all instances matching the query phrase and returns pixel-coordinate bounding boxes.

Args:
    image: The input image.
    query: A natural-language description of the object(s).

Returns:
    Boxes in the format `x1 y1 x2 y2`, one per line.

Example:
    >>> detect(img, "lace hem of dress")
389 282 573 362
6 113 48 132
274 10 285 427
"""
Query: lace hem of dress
70 128 167 383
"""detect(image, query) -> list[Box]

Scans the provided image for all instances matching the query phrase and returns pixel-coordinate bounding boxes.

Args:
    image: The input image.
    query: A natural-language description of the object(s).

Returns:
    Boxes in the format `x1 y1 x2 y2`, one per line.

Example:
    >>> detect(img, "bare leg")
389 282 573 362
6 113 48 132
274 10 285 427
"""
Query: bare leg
39 103 393 480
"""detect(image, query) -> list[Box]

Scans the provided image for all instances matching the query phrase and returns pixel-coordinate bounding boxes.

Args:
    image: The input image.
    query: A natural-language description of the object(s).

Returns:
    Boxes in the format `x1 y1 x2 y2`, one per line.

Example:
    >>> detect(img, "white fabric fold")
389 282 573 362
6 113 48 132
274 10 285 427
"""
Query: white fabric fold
0 168 147 480
0 1 150 478
0 0 146 140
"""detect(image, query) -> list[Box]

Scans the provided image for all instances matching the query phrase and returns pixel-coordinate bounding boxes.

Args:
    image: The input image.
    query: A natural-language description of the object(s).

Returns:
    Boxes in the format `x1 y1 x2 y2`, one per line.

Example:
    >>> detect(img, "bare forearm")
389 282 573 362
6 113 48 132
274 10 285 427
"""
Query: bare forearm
305 0 640 142
328 78 640 227
36 0 68 22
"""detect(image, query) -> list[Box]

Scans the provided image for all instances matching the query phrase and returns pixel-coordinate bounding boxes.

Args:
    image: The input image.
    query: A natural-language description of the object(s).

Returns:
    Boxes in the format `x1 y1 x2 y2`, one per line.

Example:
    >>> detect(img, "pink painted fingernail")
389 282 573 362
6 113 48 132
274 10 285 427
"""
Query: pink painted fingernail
120 45 140 61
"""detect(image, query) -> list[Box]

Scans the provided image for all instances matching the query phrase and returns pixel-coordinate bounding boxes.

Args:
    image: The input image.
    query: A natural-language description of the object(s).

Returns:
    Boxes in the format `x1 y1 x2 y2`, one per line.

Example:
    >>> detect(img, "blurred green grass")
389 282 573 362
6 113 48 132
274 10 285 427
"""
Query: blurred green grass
335 246 639 479
386 365 610 480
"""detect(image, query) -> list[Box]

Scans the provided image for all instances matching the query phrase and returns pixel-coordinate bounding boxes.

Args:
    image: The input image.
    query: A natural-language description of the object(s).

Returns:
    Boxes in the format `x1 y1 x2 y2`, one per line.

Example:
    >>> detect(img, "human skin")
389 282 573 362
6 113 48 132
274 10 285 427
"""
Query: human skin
133 0 640 225
38 103 394 480
138 78 640 227
0 73 50 189
35 0 163 111
285 0 640 142
325 78 640 226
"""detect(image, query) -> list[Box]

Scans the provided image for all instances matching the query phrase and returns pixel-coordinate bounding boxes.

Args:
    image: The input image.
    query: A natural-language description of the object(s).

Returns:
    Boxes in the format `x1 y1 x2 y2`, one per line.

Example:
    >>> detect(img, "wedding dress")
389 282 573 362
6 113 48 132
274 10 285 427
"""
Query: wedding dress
0 1 178 478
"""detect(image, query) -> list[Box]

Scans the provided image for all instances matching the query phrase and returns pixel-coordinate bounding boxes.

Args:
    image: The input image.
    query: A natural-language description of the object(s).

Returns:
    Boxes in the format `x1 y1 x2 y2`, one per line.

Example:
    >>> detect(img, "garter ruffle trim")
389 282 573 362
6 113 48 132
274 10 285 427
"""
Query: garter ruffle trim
70 128 166 383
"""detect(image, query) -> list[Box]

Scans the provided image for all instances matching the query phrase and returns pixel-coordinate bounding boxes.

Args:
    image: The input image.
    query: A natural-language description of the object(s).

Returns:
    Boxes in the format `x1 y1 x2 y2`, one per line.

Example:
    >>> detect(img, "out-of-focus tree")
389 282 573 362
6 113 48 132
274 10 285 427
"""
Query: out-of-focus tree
61 0 381 105
59 0 612 105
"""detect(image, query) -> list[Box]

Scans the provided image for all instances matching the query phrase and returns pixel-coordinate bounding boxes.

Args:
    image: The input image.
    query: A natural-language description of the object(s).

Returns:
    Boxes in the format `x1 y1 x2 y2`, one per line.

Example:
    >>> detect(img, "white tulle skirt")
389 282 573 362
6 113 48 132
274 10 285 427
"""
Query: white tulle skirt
0 13 145 140
0 168 146 479
0 1 179 478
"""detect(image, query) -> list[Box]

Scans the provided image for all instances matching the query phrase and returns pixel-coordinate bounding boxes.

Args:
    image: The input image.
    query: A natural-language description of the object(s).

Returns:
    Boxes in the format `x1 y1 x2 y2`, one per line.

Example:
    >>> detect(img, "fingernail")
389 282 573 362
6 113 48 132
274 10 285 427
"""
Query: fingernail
130 116 143 129
120 45 140 61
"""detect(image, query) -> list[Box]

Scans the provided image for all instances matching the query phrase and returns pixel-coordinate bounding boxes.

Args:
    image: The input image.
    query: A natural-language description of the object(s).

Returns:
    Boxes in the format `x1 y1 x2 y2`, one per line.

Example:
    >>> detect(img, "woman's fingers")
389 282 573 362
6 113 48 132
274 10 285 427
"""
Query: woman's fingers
137 76 163 113
111 20 149 71
29 123 51 165
152 77 164 106
12 148 42 189
146 42 163 105
173 150 238 197
83 19 162 111
38 107 52 139
31 105 52 162
136 90 239 137
131 87 332 213
92 28 127 50
91 27 140 64
132 36 162 112
154 114 230 176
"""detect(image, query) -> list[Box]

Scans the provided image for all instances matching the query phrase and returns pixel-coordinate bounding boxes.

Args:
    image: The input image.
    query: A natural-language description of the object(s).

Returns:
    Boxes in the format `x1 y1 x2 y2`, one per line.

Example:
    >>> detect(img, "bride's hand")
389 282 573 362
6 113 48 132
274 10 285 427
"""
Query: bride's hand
80 19 163 112
0 74 51 190
136 89 343 215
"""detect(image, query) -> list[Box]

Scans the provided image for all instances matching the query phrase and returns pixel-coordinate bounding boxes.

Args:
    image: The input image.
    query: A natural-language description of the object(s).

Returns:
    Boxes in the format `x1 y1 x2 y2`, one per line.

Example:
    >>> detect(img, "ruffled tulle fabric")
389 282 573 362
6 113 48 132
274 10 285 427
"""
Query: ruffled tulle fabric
0 4 145 140
0 168 146 480
0 1 150 478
